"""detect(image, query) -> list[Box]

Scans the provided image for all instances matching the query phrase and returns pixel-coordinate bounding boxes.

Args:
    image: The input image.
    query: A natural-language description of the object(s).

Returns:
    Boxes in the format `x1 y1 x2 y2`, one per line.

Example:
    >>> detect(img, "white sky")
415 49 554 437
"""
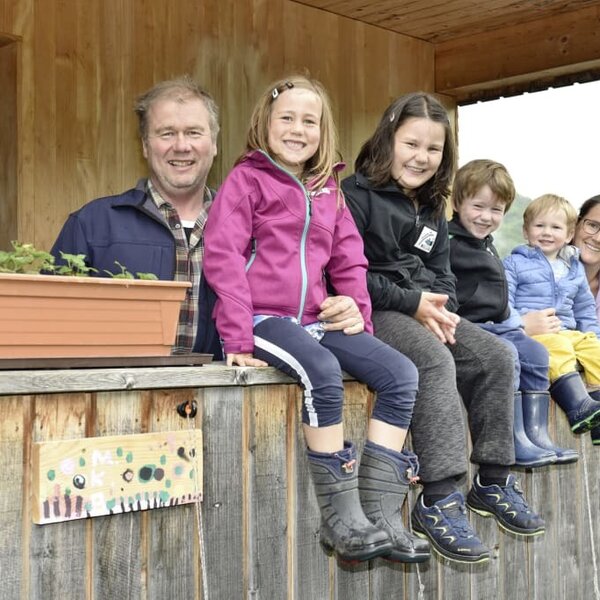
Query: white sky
457 79 600 209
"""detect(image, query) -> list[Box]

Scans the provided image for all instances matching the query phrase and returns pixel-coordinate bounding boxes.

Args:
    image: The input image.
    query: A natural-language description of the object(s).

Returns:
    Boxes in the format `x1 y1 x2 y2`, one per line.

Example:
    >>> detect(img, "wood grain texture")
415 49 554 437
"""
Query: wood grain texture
0 0 434 250
29 393 89 600
1 372 600 597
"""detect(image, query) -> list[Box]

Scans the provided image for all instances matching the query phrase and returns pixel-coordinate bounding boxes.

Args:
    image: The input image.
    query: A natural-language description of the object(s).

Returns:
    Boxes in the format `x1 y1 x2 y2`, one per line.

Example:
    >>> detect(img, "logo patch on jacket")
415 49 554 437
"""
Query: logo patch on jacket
414 226 437 253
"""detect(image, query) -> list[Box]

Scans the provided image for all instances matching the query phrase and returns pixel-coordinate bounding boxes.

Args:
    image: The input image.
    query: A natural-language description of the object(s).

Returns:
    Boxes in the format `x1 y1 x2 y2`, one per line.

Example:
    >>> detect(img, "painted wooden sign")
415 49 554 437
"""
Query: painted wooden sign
32 429 202 524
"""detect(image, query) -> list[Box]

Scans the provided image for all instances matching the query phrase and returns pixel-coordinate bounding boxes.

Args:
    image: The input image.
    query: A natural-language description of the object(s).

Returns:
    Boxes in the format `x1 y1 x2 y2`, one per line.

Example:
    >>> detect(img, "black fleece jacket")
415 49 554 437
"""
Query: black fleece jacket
447 214 510 323
342 172 458 316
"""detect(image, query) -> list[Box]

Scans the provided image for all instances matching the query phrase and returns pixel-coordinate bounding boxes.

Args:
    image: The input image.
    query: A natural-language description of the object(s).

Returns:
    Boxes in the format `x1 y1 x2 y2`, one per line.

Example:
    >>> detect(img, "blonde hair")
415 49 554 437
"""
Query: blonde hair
243 75 340 194
452 159 515 212
523 194 578 232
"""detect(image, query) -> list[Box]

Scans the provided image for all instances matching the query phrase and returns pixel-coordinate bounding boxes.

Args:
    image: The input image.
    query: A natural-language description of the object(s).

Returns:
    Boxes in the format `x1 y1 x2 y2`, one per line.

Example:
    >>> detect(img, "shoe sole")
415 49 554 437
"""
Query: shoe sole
571 407 600 434
320 538 394 563
411 522 490 564
383 548 431 564
466 499 545 537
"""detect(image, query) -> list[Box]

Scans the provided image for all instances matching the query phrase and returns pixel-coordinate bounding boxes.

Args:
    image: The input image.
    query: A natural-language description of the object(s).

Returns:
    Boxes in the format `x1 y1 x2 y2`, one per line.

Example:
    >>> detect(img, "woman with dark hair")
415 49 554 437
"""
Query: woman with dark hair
342 92 545 564
574 196 600 321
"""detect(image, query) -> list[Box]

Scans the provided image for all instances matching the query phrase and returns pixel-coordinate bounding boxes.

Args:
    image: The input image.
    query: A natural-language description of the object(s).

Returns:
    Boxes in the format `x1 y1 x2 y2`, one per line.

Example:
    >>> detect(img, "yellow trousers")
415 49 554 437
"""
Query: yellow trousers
533 330 600 385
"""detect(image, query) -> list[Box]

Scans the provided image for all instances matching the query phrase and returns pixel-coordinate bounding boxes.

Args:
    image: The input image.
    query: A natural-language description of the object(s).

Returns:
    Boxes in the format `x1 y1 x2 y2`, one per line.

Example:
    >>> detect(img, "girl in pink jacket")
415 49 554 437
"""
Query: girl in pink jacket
204 75 427 565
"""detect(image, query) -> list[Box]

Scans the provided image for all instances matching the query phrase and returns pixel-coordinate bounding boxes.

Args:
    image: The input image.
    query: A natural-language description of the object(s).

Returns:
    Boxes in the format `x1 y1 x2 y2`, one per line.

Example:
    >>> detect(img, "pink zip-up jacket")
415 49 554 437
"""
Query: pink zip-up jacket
203 150 373 354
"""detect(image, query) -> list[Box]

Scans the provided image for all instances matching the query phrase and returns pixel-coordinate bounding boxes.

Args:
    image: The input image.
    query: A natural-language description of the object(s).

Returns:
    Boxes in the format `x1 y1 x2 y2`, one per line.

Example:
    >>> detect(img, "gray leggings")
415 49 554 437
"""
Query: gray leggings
373 311 515 483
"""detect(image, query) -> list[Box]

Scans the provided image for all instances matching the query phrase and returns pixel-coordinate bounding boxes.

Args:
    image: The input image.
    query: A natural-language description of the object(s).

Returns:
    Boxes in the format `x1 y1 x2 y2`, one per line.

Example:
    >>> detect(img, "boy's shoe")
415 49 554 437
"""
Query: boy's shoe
466 474 545 536
411 492 490 564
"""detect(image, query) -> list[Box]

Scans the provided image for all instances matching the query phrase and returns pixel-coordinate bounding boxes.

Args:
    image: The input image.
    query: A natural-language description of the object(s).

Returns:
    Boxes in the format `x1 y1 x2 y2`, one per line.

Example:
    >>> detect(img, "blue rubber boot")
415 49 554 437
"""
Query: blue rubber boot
522 391 578 464
513 392 557 468
550 373 600 433
307 441 393 563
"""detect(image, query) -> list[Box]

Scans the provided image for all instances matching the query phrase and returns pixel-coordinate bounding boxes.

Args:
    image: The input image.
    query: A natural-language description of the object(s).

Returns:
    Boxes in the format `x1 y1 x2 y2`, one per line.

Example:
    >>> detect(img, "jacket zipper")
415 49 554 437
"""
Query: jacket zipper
259 151 312 322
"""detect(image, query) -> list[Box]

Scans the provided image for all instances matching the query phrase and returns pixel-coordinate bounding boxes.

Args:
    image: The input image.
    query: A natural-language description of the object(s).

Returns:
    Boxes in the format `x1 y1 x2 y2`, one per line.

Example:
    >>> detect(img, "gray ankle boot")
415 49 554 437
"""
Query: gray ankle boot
358 441 430 563
307 441 393 562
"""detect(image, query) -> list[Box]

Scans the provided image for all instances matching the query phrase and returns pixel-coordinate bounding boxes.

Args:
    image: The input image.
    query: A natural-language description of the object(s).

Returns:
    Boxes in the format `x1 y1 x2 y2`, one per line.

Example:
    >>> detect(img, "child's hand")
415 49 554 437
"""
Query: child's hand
318 295 364 335
414 292 459 344
521 309 561 336
226 353 268 367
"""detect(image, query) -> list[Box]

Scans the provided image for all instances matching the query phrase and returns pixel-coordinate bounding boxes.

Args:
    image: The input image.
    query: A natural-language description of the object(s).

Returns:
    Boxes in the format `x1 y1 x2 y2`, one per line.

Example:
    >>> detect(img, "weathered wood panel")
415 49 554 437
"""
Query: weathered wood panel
0 0 434 251
1 366 600 599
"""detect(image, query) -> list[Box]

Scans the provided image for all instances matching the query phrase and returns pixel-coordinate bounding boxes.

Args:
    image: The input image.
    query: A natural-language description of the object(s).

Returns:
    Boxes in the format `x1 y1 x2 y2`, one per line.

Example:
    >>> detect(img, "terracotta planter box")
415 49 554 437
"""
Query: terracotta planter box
0 273 191 358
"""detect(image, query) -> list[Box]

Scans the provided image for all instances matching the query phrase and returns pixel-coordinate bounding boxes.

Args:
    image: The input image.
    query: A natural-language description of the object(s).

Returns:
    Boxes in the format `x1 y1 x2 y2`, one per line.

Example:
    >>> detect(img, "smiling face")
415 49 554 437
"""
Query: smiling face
267 88 322 177
523 209 573 260
455 185 506 239
142 97 217 201
391 117 445 192
573 203 600 269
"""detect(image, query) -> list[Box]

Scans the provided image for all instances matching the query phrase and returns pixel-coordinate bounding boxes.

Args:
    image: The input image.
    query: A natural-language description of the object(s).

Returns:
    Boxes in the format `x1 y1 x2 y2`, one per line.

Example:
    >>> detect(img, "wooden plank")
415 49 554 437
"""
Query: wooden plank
202 386 245 599
147 388 203 600
293 385 330 600
0 41 17 250
245 385 290 598
29 393 89 600
0 364 306 395
436 4 600 98
92 390 146 600
0 396 26 599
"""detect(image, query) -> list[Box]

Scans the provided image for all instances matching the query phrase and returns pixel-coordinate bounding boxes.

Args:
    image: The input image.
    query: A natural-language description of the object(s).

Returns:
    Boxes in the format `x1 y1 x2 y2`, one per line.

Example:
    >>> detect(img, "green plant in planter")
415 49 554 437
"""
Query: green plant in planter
0 241 55 274
104 260 158 281
0 242 158 280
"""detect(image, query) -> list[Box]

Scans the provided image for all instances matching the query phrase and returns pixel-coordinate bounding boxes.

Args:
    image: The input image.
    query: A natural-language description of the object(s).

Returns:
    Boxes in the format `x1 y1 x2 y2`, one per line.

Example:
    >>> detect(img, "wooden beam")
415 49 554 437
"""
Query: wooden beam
435 4 600 99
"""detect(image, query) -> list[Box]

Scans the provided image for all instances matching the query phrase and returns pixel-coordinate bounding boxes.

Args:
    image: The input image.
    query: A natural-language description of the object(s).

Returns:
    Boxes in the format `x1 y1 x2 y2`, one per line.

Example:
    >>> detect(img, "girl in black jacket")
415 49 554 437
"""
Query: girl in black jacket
342 92 544 564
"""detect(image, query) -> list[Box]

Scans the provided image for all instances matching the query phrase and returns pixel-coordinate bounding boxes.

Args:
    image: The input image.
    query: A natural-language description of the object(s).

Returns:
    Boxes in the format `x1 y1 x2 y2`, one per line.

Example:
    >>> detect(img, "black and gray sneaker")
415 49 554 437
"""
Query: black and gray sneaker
411 491 490 564
466 474 545 536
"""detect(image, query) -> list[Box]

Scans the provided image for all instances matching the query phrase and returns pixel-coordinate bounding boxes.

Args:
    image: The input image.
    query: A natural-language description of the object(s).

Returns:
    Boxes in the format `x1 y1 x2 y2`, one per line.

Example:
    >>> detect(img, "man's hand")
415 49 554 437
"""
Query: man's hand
521 308 562 336
413 292 460 344
226 353 268 367
318 295 364 335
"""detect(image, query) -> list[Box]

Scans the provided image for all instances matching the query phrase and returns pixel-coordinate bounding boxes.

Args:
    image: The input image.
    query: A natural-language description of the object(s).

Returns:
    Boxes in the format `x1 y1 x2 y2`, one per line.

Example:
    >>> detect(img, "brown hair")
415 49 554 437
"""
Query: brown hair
354 92 456 216
452 159 516 212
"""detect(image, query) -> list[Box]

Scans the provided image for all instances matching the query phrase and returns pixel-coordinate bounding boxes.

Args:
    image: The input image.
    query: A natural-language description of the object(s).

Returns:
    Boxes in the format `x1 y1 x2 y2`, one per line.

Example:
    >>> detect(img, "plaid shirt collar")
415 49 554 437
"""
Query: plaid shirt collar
146 179 212 353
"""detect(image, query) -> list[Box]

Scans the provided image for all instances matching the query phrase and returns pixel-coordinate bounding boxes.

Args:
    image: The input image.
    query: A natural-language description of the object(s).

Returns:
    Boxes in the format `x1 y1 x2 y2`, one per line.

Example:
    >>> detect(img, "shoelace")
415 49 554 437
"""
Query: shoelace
441 502 476 537
498 480 530 512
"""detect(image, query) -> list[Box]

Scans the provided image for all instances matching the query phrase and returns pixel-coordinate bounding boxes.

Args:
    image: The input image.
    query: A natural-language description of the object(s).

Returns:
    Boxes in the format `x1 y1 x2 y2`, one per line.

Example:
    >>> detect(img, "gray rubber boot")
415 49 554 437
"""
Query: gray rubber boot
550 372 600 433
307 441 393 562
358 441 430 563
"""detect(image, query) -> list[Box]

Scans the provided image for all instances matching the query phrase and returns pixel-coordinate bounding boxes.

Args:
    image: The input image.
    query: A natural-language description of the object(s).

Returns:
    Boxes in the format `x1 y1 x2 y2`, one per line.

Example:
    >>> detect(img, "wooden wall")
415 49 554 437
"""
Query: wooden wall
0 0 436 252
0 365 599 599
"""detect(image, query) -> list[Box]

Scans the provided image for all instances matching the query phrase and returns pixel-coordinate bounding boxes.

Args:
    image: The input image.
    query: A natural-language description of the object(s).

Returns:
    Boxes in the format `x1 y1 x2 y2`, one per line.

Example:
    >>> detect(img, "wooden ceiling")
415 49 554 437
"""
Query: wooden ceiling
292 0 600 43
292 0 600 101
